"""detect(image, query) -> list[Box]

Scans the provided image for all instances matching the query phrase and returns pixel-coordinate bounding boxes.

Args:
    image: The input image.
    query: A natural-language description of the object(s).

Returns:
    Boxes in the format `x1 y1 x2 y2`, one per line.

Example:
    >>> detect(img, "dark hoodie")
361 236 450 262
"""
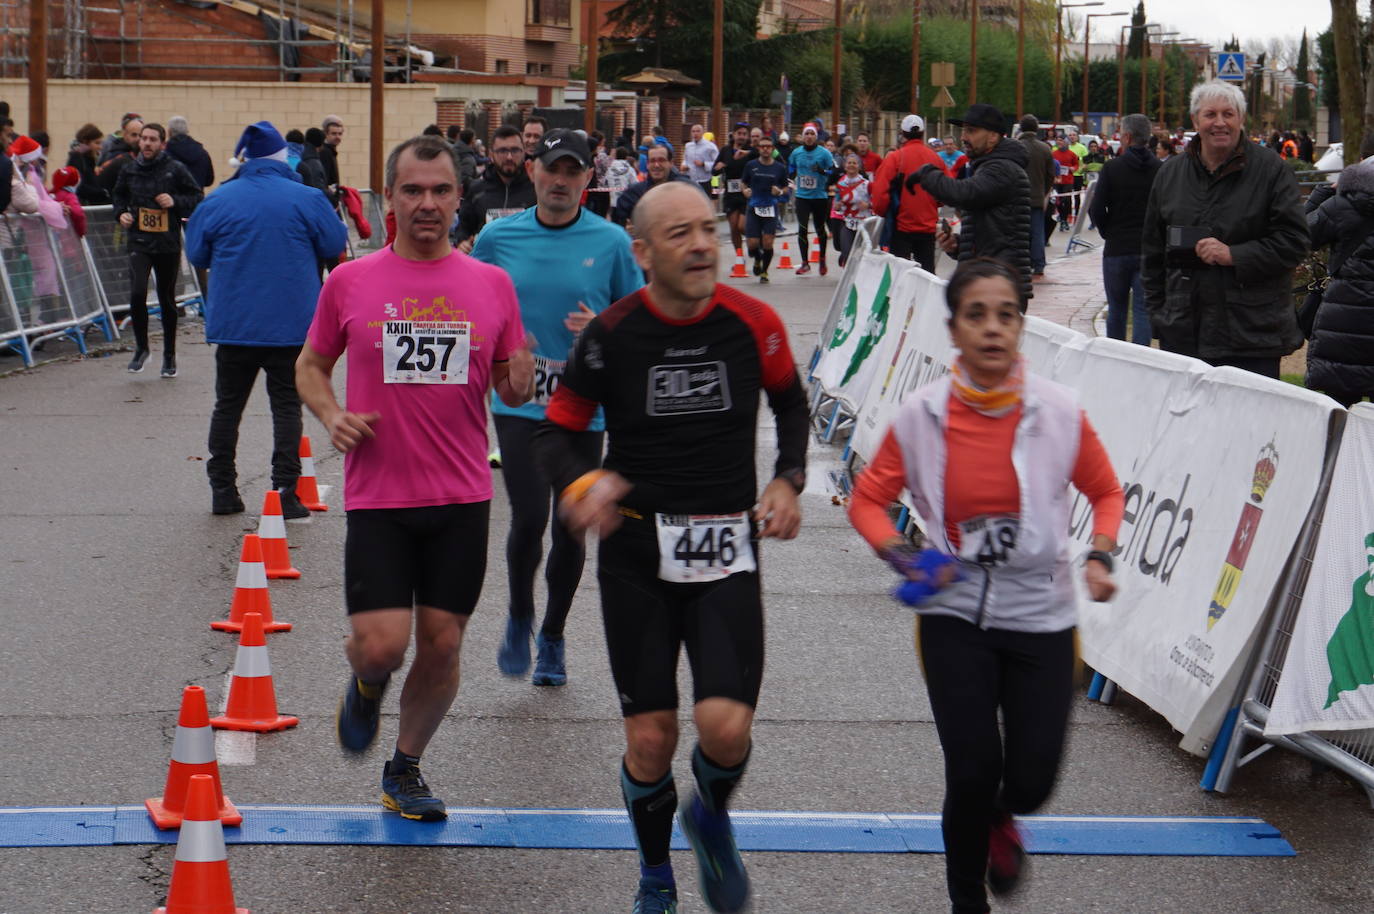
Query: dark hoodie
111 150 204 254
1088 144 1160 257
1305 172 1374 396
913 136 1033 301
456 165 537 242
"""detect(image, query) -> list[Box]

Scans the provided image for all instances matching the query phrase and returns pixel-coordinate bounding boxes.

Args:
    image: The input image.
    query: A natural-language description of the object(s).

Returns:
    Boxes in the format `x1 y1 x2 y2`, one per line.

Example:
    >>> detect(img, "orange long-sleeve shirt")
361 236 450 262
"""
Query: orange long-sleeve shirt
849 396 1124 551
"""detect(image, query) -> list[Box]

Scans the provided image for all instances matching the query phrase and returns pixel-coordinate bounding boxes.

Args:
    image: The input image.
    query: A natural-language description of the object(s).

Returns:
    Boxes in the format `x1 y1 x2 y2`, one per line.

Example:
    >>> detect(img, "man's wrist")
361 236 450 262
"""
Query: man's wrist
775 467 806 495
1086 549 1114 572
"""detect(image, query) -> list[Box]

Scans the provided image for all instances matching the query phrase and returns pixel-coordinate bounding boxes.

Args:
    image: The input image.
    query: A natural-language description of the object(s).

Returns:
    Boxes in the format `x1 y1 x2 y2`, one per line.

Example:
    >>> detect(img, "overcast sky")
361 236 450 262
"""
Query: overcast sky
1091 1 1331 48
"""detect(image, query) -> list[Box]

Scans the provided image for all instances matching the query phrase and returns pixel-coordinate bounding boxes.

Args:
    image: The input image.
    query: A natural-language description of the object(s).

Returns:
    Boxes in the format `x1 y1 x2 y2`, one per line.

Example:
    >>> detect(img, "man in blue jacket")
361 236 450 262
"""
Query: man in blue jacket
186 121 348 517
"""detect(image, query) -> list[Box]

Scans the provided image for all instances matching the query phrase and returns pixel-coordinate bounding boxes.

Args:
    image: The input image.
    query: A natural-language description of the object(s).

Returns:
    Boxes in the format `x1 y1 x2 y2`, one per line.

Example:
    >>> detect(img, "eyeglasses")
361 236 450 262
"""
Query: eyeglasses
492 147 523 157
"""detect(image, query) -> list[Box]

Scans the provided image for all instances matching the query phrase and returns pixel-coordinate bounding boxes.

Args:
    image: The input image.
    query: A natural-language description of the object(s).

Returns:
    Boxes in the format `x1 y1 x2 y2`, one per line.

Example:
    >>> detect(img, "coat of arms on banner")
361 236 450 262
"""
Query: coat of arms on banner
841 273 891 386
1207 440 1278 631
1324 532 1374 709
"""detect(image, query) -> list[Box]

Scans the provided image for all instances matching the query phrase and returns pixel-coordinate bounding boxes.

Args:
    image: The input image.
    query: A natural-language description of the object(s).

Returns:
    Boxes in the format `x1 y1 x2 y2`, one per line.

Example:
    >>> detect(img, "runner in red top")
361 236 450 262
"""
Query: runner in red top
535 182 807 914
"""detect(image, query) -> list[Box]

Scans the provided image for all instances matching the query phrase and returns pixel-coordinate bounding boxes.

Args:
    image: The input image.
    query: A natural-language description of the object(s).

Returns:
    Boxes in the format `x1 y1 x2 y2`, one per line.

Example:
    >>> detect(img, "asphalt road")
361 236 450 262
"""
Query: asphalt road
1 245 1372 914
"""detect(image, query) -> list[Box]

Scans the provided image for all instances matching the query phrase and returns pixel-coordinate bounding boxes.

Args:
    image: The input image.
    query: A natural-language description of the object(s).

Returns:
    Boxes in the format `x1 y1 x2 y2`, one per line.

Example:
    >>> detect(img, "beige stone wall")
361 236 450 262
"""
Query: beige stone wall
2 79 439 191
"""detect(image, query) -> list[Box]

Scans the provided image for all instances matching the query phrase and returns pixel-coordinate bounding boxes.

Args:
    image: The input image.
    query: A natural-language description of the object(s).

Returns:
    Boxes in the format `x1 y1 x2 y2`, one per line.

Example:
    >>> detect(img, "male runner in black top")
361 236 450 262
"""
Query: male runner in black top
535 181 808 914
712 123 756 258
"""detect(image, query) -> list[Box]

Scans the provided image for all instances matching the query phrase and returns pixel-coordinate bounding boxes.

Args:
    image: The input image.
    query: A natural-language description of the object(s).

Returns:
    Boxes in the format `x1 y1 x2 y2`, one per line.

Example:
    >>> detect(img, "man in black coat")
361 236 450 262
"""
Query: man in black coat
611 143 694 229
1303 162 1374 405
297 127 330 197
1088 113 1160 345
1015 115 1056 277
112 121 204 377
1141 81 1308 377
455 125 536 249
165 116 215 188
909 103 1033 304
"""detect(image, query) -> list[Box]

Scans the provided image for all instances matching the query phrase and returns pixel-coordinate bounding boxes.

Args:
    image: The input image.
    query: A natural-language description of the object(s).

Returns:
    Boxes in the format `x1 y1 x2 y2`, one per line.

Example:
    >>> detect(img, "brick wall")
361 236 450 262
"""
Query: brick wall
2 78 437 190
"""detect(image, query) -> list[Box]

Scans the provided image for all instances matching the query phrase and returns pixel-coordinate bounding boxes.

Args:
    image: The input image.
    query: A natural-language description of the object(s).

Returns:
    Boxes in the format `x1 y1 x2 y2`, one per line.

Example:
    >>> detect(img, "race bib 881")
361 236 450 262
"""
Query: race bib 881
382 320 470 384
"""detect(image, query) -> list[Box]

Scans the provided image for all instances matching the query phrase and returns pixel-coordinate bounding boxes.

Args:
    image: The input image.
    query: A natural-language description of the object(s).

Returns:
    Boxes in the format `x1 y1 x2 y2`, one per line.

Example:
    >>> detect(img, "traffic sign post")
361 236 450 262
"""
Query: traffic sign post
1217 53 1245 82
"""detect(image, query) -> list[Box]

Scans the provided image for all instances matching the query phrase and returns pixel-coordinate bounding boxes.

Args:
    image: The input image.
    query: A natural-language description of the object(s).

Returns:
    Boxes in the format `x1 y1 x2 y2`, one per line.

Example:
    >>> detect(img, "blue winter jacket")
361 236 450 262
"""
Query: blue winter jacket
185 158 348 347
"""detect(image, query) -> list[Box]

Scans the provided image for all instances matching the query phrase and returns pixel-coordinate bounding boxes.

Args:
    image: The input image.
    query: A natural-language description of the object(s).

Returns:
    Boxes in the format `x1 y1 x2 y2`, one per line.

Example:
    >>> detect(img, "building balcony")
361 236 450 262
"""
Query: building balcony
527 0 571 41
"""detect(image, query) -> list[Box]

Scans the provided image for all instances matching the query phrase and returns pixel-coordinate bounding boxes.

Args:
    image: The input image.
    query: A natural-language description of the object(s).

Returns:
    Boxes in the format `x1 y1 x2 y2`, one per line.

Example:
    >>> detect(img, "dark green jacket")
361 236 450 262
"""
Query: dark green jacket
1141 138 1308 360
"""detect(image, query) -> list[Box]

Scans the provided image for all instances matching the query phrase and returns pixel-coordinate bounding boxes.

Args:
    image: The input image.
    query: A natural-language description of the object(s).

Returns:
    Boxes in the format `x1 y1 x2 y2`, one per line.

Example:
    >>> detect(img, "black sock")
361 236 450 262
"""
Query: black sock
692 743 750 815
390 747 421 773
621 762 677 873
761 248 774 271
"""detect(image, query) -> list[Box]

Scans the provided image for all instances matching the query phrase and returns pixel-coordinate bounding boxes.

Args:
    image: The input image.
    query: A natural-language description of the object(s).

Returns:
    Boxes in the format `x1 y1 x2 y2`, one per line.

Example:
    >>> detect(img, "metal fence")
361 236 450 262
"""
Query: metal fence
82 206 203 325
0 213 119 366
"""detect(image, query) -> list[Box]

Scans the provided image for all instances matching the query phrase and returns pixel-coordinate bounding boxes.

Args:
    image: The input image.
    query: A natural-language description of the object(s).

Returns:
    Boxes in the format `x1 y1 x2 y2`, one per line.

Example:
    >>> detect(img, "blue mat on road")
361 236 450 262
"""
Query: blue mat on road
0 806 1295 856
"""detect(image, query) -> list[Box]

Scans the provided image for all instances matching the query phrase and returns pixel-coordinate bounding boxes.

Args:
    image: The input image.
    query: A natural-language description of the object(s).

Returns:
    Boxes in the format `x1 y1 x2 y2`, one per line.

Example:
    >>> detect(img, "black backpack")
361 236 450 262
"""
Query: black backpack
0 155 11 213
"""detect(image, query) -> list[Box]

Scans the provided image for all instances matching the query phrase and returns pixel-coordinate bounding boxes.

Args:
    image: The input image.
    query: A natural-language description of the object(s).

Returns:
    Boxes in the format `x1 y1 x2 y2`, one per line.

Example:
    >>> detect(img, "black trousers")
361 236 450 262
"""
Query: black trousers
918 614 1076 914
206 344 304 492
889 231 936 273
494 414 604 639
128 250 181 351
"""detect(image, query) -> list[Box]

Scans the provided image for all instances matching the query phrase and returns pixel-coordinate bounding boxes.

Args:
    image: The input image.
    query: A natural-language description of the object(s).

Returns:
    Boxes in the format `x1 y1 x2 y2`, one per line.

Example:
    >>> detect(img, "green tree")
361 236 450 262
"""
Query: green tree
1126 2 1149 60
601 0 761 76
1294 29 1313 130
1330 0 1364 162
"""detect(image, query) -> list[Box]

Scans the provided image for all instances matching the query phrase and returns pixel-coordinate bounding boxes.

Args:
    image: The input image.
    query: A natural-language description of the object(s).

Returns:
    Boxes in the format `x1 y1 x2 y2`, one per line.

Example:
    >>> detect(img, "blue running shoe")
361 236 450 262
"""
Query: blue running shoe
498 615 533 677
532 633 567 686
678 791 750 913
380 760 447 821
632 876 678 913
336 675 385 753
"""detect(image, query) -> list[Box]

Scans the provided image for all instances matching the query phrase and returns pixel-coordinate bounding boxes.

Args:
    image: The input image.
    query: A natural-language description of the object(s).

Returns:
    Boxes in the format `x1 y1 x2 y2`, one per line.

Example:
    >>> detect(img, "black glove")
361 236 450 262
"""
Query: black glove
905 164 937 194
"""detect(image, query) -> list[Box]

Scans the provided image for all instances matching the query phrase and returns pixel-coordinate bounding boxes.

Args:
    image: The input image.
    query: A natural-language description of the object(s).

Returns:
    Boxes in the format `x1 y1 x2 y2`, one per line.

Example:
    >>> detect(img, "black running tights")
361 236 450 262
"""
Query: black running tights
128 250 181 351
917 614 1076 914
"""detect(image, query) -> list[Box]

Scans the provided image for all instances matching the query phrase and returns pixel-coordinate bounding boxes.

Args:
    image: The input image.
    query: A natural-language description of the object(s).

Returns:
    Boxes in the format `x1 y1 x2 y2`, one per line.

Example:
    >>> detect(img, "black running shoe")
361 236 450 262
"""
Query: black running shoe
381 760 447 821
160 353 177 378
127 348 150 373
679 791 749 913
336 675 386 753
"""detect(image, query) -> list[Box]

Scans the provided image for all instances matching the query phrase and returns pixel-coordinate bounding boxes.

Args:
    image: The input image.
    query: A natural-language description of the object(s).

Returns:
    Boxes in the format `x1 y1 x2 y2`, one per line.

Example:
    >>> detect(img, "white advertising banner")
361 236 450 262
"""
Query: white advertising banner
812 253 904 409
1266 403 1374 736
1076 368 1335 754
849 266 954 462
1020 315 1088 377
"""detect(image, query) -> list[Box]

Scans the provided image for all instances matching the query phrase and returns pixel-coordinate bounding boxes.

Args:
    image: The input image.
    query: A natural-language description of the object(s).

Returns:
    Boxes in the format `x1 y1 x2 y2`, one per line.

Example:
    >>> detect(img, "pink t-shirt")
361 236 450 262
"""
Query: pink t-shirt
308 246 525 510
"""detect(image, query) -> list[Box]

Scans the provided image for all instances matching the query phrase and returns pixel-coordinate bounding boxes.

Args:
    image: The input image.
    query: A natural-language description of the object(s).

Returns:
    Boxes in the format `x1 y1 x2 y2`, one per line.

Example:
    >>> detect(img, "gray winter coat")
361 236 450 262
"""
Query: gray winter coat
1140 139 1308 361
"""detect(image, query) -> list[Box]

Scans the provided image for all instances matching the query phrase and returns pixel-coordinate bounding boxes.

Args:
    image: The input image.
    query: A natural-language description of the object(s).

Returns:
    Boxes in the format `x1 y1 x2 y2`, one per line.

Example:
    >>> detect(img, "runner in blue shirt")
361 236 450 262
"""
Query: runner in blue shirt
787 123 836 275
470 129 641 687
741 135 791 284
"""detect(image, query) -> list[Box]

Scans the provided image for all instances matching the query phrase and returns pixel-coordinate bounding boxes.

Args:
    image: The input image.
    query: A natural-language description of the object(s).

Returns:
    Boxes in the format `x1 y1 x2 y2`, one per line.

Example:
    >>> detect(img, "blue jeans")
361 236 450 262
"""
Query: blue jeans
1029 207 1046 273
1102 254 1151 345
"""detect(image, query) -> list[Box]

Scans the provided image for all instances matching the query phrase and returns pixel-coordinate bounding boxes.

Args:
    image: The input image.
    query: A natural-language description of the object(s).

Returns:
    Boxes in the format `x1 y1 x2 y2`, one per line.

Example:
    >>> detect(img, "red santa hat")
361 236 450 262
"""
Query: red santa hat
51 166 80 191
8 135 42 162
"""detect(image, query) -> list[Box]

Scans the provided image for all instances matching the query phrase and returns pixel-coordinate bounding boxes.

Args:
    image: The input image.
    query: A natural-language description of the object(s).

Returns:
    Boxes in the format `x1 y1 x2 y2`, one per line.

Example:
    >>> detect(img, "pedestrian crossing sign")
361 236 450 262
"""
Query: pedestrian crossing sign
1217 53 1245 82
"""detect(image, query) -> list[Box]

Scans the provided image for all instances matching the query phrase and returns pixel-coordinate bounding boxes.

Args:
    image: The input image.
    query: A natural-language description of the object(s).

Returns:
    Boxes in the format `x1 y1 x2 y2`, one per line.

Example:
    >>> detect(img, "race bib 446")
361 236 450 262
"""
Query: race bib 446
655 512 756 583
382 320 470 384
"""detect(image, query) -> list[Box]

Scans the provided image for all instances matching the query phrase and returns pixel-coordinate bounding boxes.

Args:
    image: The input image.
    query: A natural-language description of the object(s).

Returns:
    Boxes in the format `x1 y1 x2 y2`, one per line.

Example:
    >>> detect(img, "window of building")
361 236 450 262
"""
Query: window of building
494 59 509 74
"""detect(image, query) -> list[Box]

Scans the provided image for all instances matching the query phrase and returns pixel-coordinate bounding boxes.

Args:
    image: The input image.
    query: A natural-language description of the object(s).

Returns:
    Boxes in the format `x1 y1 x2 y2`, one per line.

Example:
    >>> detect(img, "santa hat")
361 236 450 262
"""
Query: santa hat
51 166 80 191
802 123 819 135
9 136 42 162
234 121 287 162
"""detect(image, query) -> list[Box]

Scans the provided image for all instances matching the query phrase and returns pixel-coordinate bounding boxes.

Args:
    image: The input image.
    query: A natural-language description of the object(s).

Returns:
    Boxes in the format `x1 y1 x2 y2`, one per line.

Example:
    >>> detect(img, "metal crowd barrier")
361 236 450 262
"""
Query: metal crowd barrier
82 206 203 326
0 213 119 367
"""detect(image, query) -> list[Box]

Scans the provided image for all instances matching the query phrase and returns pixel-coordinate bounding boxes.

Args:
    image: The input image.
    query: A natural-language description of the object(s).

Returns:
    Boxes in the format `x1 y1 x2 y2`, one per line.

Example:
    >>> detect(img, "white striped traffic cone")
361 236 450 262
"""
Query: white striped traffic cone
154 774 249 914
210 613 299 733
212 534 291 634
296 435 329 512
146 686 241 829
256 490 300 580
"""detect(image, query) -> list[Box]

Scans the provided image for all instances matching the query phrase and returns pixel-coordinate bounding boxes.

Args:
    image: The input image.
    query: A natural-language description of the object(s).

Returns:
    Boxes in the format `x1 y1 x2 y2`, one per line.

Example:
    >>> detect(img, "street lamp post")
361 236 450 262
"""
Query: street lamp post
1082 11 1127 133
1116 20 1159 122
1139 26 1177 119
1016 0 1025 116
970 0 979 104
1056 2 1102 126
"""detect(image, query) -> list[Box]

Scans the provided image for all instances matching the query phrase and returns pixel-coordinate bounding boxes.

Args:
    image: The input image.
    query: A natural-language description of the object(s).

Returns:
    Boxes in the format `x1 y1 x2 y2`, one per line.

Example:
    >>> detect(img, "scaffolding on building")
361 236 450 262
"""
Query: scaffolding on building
0 0 430 83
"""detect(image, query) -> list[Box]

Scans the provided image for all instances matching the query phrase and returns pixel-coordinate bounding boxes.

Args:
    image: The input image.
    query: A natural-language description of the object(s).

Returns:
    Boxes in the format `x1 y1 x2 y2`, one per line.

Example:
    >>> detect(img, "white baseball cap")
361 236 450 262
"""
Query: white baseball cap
901 114 925 134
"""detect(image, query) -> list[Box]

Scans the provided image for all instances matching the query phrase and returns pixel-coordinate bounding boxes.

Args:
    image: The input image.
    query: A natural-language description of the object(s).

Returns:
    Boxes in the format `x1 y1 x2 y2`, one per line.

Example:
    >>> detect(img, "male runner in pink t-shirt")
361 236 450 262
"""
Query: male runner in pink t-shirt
297 135 534 821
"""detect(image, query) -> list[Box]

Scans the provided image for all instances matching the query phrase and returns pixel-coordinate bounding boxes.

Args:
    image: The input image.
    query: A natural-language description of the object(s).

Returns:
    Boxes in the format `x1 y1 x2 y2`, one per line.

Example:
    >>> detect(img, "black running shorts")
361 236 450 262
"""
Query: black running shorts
344 501 490 615
723 192 748 214
597 512 764 716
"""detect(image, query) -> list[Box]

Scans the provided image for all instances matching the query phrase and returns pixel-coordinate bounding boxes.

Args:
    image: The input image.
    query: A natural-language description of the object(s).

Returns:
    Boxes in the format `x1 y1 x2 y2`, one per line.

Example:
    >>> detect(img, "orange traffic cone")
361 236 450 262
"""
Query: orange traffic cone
154 774 249 914
809 235 820 263
210 613 299 733
212 535 291 634
146 687 242 830
256 491 300 580
296 436 329 512
729 247 748 278
776 242 795 270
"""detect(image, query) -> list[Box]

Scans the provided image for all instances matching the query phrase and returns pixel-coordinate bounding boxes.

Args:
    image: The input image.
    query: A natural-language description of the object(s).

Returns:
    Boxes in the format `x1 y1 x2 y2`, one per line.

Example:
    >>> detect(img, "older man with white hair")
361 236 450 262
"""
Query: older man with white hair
1140 80 1308 377
164 115 214 188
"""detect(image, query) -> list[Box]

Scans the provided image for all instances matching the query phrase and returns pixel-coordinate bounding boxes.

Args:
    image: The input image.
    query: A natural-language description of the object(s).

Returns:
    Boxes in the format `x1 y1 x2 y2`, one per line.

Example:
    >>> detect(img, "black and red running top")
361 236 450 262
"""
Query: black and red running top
537 283 809 515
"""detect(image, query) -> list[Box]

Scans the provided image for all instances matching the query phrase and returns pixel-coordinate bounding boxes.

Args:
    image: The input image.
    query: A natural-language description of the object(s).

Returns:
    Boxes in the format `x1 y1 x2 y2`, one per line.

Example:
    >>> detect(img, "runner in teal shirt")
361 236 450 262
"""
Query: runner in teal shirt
787 123 837 274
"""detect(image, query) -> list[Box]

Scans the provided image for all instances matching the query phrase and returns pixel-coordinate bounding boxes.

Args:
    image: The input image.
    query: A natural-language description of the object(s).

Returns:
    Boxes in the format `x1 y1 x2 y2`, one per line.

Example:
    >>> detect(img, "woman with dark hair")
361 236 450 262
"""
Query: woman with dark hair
848 257 1123 914
66 123 109 204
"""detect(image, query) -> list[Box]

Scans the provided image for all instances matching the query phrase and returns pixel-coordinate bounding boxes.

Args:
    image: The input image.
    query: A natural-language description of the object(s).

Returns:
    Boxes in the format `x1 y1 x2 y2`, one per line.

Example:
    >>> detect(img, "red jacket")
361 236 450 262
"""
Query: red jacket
50 187 86 237
870 139 948 234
